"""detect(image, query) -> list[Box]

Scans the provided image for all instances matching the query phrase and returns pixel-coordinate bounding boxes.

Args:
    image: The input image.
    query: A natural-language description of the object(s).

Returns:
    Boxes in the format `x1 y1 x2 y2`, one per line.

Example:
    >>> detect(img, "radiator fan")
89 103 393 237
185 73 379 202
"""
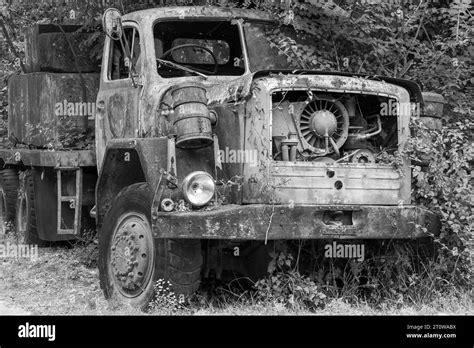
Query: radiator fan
298 96 349 154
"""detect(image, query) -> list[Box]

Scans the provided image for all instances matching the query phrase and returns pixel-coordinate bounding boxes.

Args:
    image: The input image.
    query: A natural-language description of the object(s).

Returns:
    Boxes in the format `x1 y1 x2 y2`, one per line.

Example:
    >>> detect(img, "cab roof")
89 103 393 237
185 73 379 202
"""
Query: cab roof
122 6 275 23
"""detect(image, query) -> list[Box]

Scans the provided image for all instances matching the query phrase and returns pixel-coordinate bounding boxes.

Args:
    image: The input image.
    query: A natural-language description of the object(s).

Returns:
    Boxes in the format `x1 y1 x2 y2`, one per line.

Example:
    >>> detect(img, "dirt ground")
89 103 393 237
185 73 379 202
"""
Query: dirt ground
0 245 472 316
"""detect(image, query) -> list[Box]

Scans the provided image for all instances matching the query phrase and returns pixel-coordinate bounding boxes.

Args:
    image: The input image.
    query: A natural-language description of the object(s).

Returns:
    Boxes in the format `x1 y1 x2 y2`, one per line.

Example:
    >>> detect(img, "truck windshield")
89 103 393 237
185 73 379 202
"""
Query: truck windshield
243 21 311 71
154 20 245 78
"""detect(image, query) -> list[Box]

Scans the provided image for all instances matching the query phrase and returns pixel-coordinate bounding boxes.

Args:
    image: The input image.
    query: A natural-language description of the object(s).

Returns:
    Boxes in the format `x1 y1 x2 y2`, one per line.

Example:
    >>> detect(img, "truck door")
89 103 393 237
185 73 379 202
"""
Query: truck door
96 22 143 170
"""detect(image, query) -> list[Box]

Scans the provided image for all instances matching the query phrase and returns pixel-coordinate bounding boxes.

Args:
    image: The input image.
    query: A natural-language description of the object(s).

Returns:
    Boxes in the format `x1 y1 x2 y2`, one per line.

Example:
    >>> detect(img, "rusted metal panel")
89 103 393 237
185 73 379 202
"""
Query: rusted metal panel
95 25 141 170
95 135 219 227
242 75 411 205
103 138 172 189
266 162 403 205
0 148 96 167
24 24 101 73
172 84 213 148
8 72 99 148
421 92 445 130
206 73 254 104
123 6 275 24
154 204 440 240
96 138 168 226
95 85 142 168
212 103 245 204
96 136 214 226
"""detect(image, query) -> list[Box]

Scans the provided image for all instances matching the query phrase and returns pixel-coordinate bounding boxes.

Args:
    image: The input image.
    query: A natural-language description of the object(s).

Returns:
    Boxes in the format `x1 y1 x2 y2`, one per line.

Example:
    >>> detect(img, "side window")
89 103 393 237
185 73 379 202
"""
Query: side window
108 26 141 80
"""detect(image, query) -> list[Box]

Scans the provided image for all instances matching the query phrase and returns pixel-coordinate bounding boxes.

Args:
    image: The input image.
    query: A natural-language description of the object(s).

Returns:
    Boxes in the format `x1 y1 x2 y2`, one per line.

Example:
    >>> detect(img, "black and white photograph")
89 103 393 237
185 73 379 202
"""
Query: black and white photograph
0 0 472 346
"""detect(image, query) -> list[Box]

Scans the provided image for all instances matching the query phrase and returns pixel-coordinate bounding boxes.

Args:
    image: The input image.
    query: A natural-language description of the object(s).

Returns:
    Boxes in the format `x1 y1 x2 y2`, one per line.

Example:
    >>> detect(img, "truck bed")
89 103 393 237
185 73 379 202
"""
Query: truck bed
0 148 96 168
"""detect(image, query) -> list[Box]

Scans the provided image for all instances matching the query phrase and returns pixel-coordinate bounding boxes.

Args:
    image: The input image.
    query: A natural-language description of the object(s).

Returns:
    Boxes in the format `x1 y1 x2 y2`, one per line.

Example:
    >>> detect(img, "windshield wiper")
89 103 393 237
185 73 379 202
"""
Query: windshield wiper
156 58 208 79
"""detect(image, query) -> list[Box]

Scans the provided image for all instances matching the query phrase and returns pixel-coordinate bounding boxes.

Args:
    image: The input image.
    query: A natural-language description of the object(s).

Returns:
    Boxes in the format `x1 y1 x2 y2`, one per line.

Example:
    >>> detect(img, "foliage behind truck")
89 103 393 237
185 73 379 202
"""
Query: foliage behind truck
0 6 445 309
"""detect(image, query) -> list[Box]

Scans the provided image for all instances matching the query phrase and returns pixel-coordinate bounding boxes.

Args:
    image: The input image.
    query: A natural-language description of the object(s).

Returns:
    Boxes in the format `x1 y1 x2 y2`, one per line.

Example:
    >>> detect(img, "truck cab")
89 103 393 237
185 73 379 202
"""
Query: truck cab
94 6 440 308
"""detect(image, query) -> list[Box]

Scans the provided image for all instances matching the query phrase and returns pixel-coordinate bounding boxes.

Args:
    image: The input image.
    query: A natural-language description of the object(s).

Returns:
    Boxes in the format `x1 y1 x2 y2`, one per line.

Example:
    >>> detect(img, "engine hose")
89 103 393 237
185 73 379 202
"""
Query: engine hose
329 137 340 158
355 114 382 140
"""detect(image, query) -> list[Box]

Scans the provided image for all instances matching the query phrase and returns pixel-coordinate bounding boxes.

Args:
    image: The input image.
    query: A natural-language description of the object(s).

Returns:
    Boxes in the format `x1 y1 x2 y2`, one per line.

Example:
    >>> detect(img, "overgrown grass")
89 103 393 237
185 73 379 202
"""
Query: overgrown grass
1 230 471 315
145 240 473 315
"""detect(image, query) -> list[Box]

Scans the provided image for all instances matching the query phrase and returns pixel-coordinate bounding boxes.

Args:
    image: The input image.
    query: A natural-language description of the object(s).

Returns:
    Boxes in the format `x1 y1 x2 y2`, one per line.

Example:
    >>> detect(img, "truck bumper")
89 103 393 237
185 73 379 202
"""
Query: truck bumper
154 204 440 240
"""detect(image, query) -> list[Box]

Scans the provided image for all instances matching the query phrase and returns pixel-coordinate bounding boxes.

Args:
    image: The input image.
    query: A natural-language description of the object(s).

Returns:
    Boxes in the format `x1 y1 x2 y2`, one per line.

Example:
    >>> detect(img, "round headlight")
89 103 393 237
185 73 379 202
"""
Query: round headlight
181 171 215 207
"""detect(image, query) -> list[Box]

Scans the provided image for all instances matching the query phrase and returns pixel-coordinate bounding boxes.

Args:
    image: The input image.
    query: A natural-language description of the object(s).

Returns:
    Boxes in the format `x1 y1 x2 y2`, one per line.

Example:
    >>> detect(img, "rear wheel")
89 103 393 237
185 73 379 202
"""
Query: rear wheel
16 170 47 246
99 183 202 309
0 175 7 235
0 168 19 234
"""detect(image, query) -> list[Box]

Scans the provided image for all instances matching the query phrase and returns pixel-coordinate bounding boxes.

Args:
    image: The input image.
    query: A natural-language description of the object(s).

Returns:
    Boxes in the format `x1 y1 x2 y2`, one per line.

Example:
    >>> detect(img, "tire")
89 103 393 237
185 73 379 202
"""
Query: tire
16 170 47 246
469 237 474 270
0 174 8 235
1 168 19 223
99 183 202 309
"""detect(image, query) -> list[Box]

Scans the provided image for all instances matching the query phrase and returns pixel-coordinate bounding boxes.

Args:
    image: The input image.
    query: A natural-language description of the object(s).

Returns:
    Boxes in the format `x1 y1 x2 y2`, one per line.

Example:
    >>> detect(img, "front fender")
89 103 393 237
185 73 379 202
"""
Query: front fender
96 137 216 227
96 137 169 227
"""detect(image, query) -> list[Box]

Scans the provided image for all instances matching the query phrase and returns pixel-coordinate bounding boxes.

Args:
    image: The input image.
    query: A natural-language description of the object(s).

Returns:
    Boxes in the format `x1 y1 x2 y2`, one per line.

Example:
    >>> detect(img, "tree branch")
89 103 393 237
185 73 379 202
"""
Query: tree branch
0 13 25 73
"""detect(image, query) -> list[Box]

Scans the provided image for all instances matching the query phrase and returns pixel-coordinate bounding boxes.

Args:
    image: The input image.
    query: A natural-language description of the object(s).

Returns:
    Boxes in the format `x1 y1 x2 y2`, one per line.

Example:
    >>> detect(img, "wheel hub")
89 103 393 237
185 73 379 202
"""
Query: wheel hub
111 214 153 294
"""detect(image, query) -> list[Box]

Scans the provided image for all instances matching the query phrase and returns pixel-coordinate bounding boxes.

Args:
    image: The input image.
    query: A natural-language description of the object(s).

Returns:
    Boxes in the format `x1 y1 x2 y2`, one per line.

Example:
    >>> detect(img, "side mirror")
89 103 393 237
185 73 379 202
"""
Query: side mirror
102 8 123 40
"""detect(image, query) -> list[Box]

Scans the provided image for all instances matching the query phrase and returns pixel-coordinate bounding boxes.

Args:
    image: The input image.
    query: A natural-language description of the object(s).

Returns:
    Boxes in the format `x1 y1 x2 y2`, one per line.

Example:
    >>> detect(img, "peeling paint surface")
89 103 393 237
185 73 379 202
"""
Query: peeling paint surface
241 74 411 205
155 204 440 240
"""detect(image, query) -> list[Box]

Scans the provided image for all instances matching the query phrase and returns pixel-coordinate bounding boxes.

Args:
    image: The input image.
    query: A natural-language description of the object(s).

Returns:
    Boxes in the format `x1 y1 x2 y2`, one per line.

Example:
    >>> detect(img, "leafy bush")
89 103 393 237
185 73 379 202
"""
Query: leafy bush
311 241 457 305
254 251 327 310
260 240 468 309
148 279 185 314
22 118 93 150
367 118 473 291
71 228 99 269
406 118 473 287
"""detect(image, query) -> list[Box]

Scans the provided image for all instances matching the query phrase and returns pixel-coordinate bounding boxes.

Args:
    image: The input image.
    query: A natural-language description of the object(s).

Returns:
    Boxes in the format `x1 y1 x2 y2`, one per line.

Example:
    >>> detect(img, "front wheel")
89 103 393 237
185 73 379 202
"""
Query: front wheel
98 183 202 309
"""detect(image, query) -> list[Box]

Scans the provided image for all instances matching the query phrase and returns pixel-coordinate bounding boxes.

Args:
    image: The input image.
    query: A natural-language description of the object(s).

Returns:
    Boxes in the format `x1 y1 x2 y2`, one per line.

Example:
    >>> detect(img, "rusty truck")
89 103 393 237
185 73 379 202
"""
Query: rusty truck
0 6 444 308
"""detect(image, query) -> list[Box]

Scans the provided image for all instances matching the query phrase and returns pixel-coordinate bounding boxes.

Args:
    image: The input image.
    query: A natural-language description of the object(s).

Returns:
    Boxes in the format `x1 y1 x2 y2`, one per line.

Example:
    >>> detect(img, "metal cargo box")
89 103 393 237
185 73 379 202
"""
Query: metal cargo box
8 72 100 149
25 24 101 73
